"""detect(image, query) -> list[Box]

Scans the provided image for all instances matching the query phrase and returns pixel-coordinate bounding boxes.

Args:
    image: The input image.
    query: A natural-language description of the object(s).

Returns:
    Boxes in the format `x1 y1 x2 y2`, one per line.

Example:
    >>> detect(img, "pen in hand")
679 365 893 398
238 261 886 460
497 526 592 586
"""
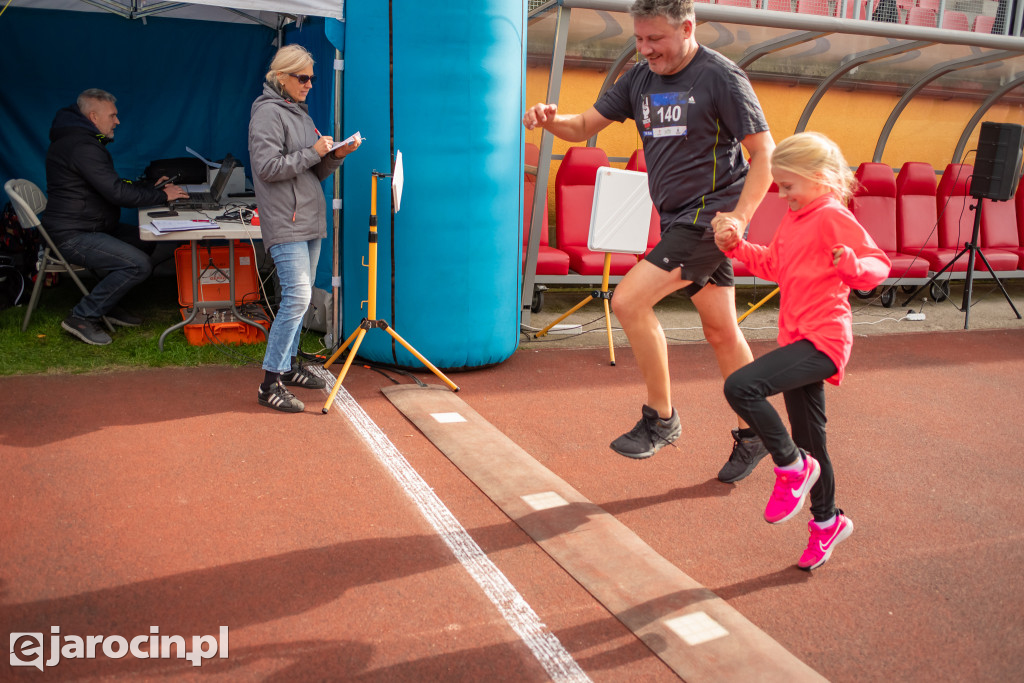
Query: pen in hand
154 173 180 190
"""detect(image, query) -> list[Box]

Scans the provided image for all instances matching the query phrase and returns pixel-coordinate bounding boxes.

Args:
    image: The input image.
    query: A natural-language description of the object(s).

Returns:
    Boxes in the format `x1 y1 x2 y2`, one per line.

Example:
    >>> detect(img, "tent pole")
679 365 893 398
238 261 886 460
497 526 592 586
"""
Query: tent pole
331 47 343 349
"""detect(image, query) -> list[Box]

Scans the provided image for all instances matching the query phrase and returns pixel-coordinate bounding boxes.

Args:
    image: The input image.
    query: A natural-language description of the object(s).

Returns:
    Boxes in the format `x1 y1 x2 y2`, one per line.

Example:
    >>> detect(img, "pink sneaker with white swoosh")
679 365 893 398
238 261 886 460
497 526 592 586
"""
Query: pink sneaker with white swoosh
764 453 820 524
799 512 854 570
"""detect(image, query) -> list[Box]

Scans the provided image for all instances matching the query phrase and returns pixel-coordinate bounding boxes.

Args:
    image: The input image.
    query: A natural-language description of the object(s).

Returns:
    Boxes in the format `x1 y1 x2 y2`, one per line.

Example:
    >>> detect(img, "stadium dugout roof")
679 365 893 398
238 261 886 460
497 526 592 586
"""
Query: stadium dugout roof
528 0 1024 162
521 0 1024 321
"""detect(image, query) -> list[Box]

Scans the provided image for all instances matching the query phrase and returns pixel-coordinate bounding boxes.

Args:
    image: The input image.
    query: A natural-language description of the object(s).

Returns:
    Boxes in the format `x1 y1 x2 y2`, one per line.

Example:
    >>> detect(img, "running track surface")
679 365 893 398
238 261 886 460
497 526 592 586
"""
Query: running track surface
2 329 1022 681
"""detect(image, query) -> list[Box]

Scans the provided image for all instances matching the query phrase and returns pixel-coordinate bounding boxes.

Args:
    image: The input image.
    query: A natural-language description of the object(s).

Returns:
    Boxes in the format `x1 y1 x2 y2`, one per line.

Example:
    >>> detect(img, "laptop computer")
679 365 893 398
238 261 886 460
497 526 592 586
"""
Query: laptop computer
171 154 240 211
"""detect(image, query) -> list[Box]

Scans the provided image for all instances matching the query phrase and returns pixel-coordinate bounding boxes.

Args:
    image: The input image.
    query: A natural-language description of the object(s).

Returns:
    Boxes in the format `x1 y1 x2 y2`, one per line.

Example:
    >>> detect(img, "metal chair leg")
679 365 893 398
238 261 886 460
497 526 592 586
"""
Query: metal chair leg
21 249 50 332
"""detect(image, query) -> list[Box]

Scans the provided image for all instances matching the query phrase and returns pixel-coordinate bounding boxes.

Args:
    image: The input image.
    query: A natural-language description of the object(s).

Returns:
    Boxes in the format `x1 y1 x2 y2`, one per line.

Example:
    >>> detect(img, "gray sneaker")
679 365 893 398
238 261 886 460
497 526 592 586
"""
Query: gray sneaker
610 405 681 459
717 429 769 483
61 316 112 346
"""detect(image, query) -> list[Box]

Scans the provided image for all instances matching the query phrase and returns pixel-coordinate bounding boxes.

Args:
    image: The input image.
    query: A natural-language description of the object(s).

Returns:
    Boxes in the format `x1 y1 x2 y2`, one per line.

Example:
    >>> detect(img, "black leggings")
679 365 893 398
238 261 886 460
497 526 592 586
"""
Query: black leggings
723 340 839 522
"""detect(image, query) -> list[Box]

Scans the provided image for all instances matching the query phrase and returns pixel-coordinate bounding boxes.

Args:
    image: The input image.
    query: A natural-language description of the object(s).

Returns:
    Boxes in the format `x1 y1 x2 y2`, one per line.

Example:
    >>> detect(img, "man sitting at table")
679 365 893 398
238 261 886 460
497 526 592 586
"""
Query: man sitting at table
41 88 187 346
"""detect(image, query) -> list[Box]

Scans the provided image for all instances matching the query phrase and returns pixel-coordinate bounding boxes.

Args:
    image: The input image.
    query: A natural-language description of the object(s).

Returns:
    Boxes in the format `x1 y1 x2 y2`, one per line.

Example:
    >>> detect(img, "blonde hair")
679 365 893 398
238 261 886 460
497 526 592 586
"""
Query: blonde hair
771 132 857 204
265 44 314 86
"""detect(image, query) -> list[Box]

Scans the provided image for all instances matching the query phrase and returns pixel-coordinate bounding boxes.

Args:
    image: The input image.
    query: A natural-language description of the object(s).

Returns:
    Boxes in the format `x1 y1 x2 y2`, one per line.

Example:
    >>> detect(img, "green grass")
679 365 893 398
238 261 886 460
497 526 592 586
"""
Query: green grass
0 273 319 376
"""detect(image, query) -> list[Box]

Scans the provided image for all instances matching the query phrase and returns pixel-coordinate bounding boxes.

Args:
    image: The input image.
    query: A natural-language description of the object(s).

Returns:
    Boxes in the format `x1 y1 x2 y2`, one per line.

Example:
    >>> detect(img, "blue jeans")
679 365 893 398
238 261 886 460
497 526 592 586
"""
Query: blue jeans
55 224 153 320
263 238 320 374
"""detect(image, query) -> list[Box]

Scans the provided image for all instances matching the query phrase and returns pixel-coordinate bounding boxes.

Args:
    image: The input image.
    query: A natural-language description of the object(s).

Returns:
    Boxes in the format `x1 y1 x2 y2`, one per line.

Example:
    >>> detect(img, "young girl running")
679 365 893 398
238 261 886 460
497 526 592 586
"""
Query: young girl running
711 132 890 570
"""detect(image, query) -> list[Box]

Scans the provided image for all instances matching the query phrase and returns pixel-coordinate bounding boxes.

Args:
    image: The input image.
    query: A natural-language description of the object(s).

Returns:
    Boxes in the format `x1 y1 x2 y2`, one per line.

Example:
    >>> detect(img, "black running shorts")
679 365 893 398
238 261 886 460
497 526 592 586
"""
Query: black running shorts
644 224 735 297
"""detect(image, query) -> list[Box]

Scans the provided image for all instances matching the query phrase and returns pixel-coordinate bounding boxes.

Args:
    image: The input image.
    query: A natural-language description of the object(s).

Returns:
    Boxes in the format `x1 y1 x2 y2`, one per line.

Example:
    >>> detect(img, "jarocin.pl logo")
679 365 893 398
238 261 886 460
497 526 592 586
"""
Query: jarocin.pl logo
10 626 229 671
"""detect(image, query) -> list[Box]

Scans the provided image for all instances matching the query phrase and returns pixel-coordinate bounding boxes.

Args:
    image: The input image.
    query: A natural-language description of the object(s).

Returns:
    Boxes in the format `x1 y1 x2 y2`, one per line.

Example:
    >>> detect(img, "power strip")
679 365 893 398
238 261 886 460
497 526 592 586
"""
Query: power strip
547 323 583 335
907 311 926 321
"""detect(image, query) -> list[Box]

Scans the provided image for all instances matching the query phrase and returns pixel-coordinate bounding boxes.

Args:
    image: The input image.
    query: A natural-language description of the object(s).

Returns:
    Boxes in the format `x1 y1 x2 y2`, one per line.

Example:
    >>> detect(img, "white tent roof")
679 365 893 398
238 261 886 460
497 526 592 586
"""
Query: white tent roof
9 0 344 22
183 0 341 18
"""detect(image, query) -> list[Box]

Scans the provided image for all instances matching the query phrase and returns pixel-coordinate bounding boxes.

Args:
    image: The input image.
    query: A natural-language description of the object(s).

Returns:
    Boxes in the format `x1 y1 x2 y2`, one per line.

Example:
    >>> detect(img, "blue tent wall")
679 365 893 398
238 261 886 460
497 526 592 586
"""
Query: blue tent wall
342 0 525 370
0 7 275 210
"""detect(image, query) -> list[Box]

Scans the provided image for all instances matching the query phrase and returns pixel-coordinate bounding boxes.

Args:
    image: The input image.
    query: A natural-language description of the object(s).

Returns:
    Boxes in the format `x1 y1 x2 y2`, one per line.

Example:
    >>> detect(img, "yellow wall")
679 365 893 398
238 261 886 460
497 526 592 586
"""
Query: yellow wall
526 65 1024 222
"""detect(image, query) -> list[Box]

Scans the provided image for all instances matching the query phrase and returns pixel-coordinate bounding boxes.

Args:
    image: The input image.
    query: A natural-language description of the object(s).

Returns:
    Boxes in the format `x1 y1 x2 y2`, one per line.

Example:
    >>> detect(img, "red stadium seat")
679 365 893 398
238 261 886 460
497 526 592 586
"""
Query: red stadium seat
1015 173 1024 251
941 10 971 30
523 143 569 276
906 7 937 26
732 183 787 279
934 163 1019 272
851 163 930 284
895 161 943 275
980 195 1024 268
555 146 639 276
973 14 996 33
624 149 661 257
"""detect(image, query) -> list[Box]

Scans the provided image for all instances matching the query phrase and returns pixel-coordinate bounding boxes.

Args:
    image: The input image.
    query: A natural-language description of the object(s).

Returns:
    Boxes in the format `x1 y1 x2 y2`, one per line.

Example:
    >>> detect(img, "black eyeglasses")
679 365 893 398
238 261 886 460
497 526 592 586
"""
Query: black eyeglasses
287 73 316 85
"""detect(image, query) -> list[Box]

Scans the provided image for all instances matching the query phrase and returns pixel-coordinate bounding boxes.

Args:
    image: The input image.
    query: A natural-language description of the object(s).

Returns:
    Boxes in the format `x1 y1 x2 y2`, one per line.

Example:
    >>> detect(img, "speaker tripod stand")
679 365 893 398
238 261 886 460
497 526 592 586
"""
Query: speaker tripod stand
321 170 459 414
900 197 1021 329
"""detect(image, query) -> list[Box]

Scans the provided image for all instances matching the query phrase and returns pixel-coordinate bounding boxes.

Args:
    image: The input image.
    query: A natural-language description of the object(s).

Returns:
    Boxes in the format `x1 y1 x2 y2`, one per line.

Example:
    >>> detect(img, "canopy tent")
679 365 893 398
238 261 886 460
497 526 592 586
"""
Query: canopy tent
3 0 343 23
0 0 346 297
0 0 347 193
2 0 527 371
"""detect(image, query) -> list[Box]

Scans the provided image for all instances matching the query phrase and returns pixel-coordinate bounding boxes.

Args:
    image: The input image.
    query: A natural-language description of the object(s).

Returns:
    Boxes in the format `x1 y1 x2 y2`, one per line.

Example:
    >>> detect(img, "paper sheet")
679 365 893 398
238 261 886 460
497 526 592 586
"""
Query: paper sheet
392 150 404 213
151 219 220 232
330 131 363 152
186 146 218 168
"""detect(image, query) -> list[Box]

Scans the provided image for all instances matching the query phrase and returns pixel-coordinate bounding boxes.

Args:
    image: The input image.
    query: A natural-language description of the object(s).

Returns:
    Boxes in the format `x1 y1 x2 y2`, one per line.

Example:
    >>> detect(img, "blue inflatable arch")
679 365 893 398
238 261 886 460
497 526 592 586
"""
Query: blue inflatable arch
338 0 525 370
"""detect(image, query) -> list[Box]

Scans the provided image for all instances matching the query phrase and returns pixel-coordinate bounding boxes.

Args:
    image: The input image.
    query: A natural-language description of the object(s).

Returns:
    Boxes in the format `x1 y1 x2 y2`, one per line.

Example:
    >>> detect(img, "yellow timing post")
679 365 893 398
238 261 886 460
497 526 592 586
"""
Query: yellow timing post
535 252 617 366
737 286 780 324
321 171 459 414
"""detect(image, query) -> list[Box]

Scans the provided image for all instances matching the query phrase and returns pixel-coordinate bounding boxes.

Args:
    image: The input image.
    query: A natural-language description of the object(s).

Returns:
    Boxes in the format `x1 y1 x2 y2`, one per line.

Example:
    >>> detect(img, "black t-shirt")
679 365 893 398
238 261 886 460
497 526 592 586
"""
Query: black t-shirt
594 46 769 231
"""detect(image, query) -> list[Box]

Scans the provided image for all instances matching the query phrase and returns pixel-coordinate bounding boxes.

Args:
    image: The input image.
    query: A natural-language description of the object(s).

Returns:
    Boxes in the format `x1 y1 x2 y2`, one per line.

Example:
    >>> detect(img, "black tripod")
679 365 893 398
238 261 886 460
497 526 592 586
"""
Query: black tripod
901 197 1021 329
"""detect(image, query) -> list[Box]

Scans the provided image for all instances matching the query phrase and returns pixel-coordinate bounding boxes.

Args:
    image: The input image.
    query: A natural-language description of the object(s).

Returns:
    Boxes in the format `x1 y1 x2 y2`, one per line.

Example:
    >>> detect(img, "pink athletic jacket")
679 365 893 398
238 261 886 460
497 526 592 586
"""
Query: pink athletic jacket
726 194 891 385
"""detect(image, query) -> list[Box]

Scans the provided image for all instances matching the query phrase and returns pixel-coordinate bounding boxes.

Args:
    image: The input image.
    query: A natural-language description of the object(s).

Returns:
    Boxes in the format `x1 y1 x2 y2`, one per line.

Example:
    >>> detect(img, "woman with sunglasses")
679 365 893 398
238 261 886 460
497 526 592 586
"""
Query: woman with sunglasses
249 44 361 412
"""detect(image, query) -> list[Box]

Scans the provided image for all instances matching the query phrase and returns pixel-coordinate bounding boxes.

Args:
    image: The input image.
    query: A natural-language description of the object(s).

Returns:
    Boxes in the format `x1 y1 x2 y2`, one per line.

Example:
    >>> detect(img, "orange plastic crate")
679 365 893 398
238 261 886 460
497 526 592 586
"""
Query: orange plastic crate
179 306 269 346
174 241 260 307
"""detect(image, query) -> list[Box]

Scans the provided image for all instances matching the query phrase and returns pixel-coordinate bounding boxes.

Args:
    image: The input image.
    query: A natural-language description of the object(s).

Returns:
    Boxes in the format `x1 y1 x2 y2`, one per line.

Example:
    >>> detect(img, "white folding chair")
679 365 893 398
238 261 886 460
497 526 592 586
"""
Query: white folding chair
3 179 113 333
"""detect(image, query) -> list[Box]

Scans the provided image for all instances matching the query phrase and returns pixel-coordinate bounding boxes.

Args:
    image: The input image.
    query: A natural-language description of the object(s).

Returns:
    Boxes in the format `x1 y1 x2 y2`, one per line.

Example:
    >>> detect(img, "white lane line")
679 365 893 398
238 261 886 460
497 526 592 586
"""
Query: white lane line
315 369 590 682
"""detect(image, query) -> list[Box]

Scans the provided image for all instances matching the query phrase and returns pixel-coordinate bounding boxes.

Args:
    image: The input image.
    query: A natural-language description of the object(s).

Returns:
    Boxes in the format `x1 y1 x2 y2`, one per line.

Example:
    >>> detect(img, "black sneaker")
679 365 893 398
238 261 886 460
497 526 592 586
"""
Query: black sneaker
61 315 112 346
105 307 142 327
717 429 770 483
610 405 681 459
258 381 305 413
280 361 326 389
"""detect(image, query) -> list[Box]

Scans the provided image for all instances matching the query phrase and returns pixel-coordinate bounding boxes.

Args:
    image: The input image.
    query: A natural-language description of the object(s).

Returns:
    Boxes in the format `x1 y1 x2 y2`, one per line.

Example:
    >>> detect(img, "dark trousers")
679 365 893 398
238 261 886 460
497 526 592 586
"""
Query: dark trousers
724 340 839 522
54 223 153 320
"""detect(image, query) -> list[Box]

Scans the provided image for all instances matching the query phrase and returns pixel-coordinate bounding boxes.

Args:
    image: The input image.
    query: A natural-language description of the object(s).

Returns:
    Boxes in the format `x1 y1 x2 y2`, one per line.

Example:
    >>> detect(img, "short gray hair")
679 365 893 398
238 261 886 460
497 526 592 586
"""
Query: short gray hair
630 0 695 25
77 88 116 115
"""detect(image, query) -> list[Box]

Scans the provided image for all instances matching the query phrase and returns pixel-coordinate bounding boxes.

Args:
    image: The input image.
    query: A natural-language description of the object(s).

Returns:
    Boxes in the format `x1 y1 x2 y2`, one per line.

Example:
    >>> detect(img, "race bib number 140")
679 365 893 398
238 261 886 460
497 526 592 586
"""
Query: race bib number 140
641 91 691 138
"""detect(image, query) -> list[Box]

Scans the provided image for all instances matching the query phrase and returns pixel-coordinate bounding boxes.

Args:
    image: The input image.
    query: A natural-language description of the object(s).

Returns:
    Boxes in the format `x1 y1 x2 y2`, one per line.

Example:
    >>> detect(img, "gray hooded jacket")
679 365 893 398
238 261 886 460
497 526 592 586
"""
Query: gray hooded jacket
248 82 343 249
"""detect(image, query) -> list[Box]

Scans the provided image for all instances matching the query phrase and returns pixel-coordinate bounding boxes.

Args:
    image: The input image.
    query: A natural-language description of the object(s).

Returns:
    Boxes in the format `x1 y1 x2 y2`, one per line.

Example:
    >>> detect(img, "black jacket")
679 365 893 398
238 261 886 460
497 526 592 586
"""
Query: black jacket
40 105 167 239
